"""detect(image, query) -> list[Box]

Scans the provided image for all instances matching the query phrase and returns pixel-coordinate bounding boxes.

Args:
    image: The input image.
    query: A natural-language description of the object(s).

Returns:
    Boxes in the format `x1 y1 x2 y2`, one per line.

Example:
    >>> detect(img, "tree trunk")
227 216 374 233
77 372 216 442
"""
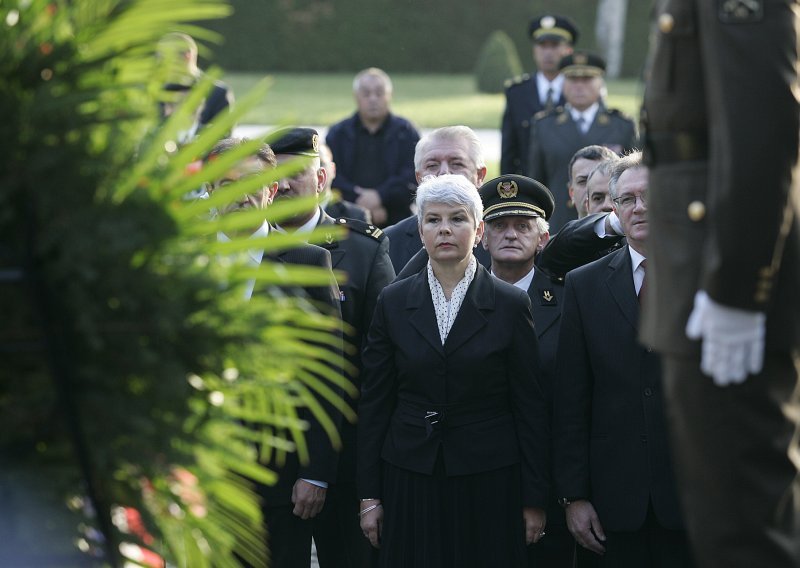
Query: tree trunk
595 0 629 78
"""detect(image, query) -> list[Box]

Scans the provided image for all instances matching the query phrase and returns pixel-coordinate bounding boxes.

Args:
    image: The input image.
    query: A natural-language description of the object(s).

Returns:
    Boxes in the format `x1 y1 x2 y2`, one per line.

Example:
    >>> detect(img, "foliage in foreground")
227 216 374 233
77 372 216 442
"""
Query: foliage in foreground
0 1 350 565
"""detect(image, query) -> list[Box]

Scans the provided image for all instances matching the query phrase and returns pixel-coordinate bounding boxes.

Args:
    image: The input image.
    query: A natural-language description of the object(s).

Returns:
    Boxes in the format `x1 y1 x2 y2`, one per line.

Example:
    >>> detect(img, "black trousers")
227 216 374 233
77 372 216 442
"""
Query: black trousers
662 351 800 567
575 501 693 568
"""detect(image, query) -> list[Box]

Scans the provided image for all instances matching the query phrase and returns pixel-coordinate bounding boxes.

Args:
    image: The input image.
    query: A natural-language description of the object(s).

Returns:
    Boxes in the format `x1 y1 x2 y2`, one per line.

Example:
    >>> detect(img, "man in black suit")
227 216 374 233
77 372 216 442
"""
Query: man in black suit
270 127 395 568
325 68 420 227
553 152 692 567
203 138 344 568
478 175 573 567
501 14 578 175
528 52 637 232
641 2 800 565
385 125 492 274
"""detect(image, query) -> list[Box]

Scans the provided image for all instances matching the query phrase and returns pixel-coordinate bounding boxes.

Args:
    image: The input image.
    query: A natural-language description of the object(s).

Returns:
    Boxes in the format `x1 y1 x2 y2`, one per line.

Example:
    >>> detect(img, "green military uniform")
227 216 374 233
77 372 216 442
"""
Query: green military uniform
528 103 637 232
641 1 800 565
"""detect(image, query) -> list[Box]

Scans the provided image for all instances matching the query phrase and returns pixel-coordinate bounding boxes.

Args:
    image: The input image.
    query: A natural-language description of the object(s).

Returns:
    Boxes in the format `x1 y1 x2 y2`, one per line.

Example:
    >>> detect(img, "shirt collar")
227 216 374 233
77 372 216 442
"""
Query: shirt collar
629 245 646 274
492 264 535 292
536 73 564 102
568 102 600 125
276 207 321 236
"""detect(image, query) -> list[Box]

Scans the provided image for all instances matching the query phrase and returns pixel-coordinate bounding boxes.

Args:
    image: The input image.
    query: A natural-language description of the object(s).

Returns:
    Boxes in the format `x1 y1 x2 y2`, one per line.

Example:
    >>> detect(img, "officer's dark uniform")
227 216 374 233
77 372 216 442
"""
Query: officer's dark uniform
271 128 396 568
527 52 637 233
641 1 800 566
501 15 578 176
479 175 573 568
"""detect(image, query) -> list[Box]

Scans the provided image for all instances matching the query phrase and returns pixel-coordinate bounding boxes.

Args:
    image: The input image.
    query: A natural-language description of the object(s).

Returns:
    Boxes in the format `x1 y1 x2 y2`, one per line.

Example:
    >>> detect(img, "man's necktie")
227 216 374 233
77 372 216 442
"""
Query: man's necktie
638 259 648 305
545 86 555 111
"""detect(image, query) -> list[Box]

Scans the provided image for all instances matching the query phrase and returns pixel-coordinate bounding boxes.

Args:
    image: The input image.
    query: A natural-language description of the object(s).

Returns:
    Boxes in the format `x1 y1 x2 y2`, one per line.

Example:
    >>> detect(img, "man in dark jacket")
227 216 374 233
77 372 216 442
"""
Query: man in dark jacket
325 68 420 227
271 127 396 568
501 14 578 176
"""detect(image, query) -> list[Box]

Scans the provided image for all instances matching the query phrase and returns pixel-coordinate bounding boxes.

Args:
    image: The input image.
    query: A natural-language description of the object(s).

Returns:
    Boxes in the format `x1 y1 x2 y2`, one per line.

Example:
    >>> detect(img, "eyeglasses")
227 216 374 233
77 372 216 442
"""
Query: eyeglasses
613 190 648 210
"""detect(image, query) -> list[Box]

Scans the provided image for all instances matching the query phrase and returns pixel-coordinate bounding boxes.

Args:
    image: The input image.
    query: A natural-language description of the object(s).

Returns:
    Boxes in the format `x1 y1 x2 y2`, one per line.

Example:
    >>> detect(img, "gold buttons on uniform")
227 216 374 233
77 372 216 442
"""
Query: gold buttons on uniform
687 200 705 221
658 13 675 33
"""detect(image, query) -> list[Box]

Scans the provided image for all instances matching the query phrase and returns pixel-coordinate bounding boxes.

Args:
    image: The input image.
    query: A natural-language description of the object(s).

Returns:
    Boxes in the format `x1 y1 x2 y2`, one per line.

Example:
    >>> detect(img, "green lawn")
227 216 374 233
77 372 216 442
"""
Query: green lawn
224 72 644 130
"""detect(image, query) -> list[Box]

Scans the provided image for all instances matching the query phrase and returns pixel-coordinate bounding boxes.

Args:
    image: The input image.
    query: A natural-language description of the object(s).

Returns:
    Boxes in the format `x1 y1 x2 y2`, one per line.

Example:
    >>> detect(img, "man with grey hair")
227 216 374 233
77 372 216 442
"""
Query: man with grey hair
325 67 420 227
386 125 491 274
479 174 576 567
554 152 691 567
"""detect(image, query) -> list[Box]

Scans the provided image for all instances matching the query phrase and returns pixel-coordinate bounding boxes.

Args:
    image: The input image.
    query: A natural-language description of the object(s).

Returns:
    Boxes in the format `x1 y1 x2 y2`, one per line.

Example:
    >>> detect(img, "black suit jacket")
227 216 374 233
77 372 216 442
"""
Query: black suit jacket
316 211 395 484
526 268 564 407
536 212 626 281
553 247 683 531
358 264 550 507
501 73 566 175
386 215 492 276
641 0 800 354
257 243 344 506
528 105 638 232
325 113 420 226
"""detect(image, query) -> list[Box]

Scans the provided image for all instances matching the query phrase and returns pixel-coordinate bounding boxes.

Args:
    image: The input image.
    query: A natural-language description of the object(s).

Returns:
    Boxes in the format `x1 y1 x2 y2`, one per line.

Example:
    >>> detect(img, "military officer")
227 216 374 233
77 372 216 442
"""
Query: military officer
270 127 396 568
527 52 637 233
501 14 578 176
641 1 800 566
478 175 574 567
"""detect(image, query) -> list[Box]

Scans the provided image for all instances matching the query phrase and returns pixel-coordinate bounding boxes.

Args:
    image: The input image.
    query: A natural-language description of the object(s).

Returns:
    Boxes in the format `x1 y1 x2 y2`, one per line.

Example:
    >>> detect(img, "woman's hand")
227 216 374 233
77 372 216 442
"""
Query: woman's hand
523 507 547 545
359 499 383 549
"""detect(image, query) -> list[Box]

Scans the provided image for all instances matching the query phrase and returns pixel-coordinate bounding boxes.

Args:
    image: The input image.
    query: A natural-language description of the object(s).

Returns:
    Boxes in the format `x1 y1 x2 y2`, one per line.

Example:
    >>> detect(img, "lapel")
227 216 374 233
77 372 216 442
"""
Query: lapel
444 266 493 355
605 246 639 331
406 269 445 357
317 211 347 268
403 217 424 260
528 269 560 338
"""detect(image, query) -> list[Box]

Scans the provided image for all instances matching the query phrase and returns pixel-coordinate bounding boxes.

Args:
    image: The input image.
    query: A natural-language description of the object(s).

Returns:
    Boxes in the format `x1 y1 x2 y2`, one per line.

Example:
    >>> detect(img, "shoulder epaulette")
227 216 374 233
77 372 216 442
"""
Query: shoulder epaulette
334 218 386 242
533 105 562 121
504 73 531 89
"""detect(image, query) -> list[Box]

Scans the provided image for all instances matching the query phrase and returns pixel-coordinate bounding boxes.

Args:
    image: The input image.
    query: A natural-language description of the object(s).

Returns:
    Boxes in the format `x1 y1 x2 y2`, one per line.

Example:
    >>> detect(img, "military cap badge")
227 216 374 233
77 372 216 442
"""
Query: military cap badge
497 180 519 199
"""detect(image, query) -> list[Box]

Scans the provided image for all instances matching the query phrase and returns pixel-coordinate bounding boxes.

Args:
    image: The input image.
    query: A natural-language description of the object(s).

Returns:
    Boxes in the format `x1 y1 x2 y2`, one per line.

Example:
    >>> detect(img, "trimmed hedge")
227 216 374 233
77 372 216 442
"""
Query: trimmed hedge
202 0 649 78
475 31 523 93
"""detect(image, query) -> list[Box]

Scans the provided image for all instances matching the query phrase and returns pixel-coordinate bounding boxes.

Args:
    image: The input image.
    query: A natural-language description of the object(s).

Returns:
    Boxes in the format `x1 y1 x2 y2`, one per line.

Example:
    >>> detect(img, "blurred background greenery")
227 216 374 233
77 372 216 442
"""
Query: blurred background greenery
224 73 643 129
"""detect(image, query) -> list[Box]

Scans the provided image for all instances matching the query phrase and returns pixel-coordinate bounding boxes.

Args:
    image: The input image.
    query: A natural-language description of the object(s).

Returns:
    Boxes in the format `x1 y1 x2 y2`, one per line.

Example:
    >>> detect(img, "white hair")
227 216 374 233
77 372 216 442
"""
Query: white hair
416 174 483 229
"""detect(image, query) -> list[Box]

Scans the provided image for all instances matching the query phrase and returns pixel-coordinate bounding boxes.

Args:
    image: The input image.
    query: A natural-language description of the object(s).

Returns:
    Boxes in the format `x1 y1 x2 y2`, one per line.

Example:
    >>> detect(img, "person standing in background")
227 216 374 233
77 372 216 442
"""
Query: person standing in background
501 15 578 176
326 68 420 227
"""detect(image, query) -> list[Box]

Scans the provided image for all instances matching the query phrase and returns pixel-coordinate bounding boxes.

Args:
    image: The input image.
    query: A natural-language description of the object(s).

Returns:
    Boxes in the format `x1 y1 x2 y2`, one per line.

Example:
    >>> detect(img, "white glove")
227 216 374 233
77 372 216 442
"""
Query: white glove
685 291 766 386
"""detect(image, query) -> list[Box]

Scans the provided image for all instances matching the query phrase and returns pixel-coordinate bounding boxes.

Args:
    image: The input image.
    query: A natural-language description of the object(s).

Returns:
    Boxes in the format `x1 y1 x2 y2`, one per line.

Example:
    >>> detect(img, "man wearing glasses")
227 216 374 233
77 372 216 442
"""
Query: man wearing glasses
553 152 692 567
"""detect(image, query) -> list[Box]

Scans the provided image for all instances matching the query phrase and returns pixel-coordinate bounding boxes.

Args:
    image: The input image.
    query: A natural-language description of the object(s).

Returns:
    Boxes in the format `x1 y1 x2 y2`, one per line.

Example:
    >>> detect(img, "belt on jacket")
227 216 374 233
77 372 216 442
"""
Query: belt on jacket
396 395 511 438
643 130 708 165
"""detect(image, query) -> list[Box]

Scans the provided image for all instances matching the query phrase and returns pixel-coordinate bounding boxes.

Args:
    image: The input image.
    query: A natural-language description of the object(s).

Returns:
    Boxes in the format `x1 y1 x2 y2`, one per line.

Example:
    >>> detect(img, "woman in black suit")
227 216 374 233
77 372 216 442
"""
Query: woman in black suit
357 174 550 567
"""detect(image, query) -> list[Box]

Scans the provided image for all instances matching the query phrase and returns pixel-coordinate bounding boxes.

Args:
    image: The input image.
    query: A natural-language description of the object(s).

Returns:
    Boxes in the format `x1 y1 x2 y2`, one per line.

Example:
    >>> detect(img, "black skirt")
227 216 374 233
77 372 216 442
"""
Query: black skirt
378 455 527 568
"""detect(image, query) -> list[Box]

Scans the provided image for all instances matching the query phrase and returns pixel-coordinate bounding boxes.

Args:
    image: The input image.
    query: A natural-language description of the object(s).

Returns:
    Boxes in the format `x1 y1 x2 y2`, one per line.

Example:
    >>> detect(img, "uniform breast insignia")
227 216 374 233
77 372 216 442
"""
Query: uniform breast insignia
718 0 763 23
539 289 557 305
338 218 386 241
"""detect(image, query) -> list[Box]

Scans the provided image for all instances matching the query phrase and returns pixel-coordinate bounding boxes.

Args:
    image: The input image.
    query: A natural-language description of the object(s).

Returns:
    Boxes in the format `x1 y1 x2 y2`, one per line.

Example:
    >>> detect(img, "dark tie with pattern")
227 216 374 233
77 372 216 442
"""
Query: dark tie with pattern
638 259 648 304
